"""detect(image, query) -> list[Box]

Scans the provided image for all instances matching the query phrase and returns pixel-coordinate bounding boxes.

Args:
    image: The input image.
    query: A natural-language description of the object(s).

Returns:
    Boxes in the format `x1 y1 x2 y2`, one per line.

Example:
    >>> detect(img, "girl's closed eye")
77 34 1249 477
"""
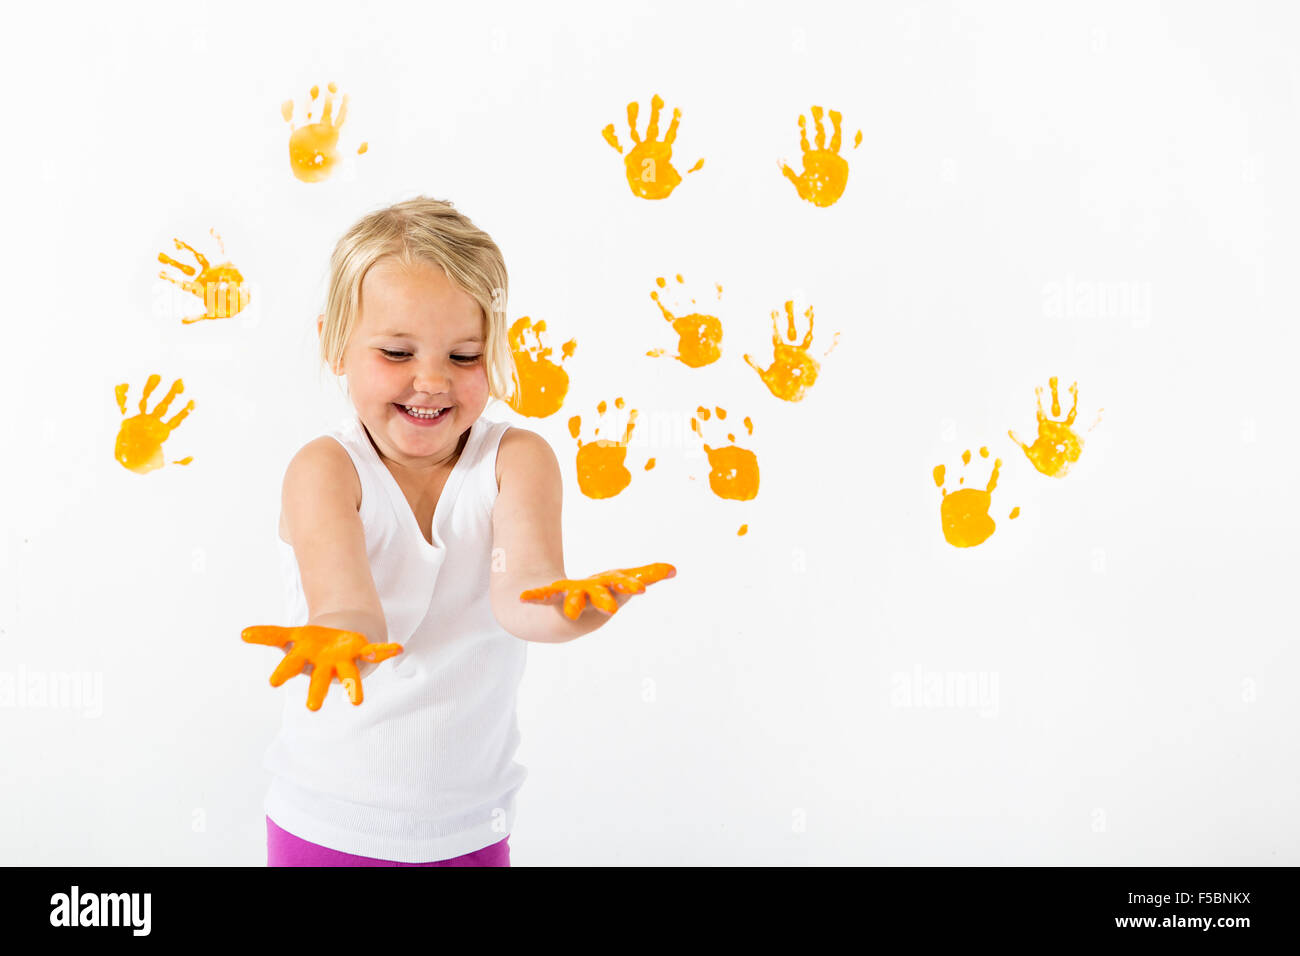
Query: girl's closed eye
380 349 481 363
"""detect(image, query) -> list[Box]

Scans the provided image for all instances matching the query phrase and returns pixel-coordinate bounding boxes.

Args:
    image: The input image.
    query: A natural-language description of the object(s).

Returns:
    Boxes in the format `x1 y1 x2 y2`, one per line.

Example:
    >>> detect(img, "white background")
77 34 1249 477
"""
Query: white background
0 0 1296 865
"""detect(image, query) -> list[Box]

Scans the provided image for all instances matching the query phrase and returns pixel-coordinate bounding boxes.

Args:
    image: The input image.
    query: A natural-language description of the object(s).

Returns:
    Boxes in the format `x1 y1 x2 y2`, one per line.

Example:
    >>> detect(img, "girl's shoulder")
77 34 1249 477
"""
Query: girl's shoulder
283 435 363 513
493 425 558 493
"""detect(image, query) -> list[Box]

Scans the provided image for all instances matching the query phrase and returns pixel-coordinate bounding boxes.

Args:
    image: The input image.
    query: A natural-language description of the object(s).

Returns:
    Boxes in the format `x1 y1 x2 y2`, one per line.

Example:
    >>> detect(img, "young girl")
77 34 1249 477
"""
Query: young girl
243 196 674 866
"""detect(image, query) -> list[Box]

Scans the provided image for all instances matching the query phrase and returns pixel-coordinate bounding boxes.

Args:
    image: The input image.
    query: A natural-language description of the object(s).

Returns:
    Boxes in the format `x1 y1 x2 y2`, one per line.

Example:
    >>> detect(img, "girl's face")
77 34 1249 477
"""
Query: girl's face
328 257 490 470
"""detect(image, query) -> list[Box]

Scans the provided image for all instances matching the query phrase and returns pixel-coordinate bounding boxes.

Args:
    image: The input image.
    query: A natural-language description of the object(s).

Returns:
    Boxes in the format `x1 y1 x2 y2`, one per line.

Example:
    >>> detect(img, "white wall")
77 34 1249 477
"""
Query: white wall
0 0 1295 865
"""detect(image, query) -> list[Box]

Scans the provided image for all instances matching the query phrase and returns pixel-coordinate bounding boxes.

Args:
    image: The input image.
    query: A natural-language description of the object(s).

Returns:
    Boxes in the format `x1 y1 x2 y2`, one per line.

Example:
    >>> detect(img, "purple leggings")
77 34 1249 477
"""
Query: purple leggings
267 816 510 867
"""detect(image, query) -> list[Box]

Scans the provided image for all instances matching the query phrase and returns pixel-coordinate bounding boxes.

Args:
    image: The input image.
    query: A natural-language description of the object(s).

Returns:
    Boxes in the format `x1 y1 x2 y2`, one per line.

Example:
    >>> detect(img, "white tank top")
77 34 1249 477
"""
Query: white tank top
261 411 528 863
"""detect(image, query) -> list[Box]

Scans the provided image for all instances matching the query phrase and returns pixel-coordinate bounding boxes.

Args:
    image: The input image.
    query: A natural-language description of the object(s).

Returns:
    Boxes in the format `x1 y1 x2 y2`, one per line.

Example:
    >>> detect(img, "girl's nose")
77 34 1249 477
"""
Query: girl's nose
413 362 452 394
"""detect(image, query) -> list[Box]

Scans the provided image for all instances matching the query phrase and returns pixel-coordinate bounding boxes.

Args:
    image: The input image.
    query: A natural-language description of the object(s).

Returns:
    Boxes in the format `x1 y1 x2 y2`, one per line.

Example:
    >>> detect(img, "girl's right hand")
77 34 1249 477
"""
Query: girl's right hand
241 624 404 711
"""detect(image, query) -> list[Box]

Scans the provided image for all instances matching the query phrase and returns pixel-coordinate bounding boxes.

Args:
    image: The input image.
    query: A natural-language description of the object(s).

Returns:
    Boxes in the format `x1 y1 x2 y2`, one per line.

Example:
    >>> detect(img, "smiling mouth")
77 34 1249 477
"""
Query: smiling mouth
394 403 451 421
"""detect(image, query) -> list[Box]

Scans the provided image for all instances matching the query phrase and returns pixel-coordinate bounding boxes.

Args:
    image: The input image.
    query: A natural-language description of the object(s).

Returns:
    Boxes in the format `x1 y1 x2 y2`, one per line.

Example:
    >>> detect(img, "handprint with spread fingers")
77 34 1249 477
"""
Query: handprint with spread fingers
1008 376 1104 479
158 230 251 324
281 81 366 183
602 94 703 199
519 563 677 620
744 300 839 402
779 105 862 207
114 375 195 474
242 624 404 711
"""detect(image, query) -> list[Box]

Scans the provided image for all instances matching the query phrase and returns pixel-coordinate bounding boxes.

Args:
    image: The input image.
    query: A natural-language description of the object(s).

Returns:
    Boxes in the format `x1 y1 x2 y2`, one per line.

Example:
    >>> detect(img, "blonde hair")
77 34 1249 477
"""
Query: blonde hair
318 195 518 405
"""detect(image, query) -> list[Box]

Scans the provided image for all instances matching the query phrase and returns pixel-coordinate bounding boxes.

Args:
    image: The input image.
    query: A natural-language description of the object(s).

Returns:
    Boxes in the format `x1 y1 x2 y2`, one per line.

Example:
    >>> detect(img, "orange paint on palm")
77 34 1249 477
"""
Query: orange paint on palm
157 230 250 323
779 106 862 207
934 450 1016 548
646 275 724 367
690 406 759 501
520 563 677 620
737 524 748 536
745 301 833 401
114 375 195 474
282 82 353 182
242 623 403 711
1009 377 1104 478
505 317 577 418
602 94 702 199
571 399 639 498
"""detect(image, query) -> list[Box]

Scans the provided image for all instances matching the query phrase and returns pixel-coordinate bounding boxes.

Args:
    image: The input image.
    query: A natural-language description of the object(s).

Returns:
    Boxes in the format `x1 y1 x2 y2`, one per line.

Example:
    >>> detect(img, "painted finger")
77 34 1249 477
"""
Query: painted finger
588 584 620 614
336 660 363 705
242 625 294 647
306 663 333 711
360 641 403 663
629 562 676 584
562 588 587 620
269 649 307 687
604 572 645 593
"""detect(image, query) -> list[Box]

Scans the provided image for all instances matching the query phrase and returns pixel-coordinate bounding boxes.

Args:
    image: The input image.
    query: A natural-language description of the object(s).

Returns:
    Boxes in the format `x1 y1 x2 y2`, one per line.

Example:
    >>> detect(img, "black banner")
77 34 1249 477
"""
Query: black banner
0 865 1291 942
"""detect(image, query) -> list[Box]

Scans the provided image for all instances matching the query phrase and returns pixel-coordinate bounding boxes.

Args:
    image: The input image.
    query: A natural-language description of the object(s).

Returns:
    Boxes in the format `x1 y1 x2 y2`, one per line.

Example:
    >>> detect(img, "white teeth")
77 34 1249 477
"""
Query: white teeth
401 404 447 419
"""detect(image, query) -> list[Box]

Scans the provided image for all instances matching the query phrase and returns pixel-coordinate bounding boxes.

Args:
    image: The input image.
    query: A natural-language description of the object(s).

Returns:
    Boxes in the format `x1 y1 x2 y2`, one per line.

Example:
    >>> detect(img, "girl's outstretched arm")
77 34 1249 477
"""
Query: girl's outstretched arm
243 438 396 709
490 427 645 643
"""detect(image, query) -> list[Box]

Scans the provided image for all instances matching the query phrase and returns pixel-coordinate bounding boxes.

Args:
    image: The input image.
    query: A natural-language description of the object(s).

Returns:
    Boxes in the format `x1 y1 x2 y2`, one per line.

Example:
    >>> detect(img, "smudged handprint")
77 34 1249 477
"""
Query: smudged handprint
157 229 250 324
1008 377 1104 478
569 398 640 499
645 275 724 368
689 406 758 536
281 82 365 182
744 300 839 402
506 317 576 418
932 448 1019 548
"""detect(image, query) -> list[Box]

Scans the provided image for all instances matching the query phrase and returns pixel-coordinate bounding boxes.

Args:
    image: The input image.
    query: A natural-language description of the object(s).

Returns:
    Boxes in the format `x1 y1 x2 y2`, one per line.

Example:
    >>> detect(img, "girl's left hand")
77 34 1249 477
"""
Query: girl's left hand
519 562 676 620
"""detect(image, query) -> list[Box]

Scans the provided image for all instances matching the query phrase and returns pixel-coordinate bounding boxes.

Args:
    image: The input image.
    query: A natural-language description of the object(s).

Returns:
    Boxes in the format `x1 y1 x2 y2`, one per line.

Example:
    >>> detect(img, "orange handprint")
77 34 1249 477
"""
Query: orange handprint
242 624 404 711
113 375 195 474
1008 377 1104 478
779 105 862 207
646 275 724 368
157 230 251 324
505 316 577 418
281 82 364 183
932 448 1019 548
690 406 759 503
520 563 677 620
743 300 839 402
602 94 703 199
569 398 640 499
